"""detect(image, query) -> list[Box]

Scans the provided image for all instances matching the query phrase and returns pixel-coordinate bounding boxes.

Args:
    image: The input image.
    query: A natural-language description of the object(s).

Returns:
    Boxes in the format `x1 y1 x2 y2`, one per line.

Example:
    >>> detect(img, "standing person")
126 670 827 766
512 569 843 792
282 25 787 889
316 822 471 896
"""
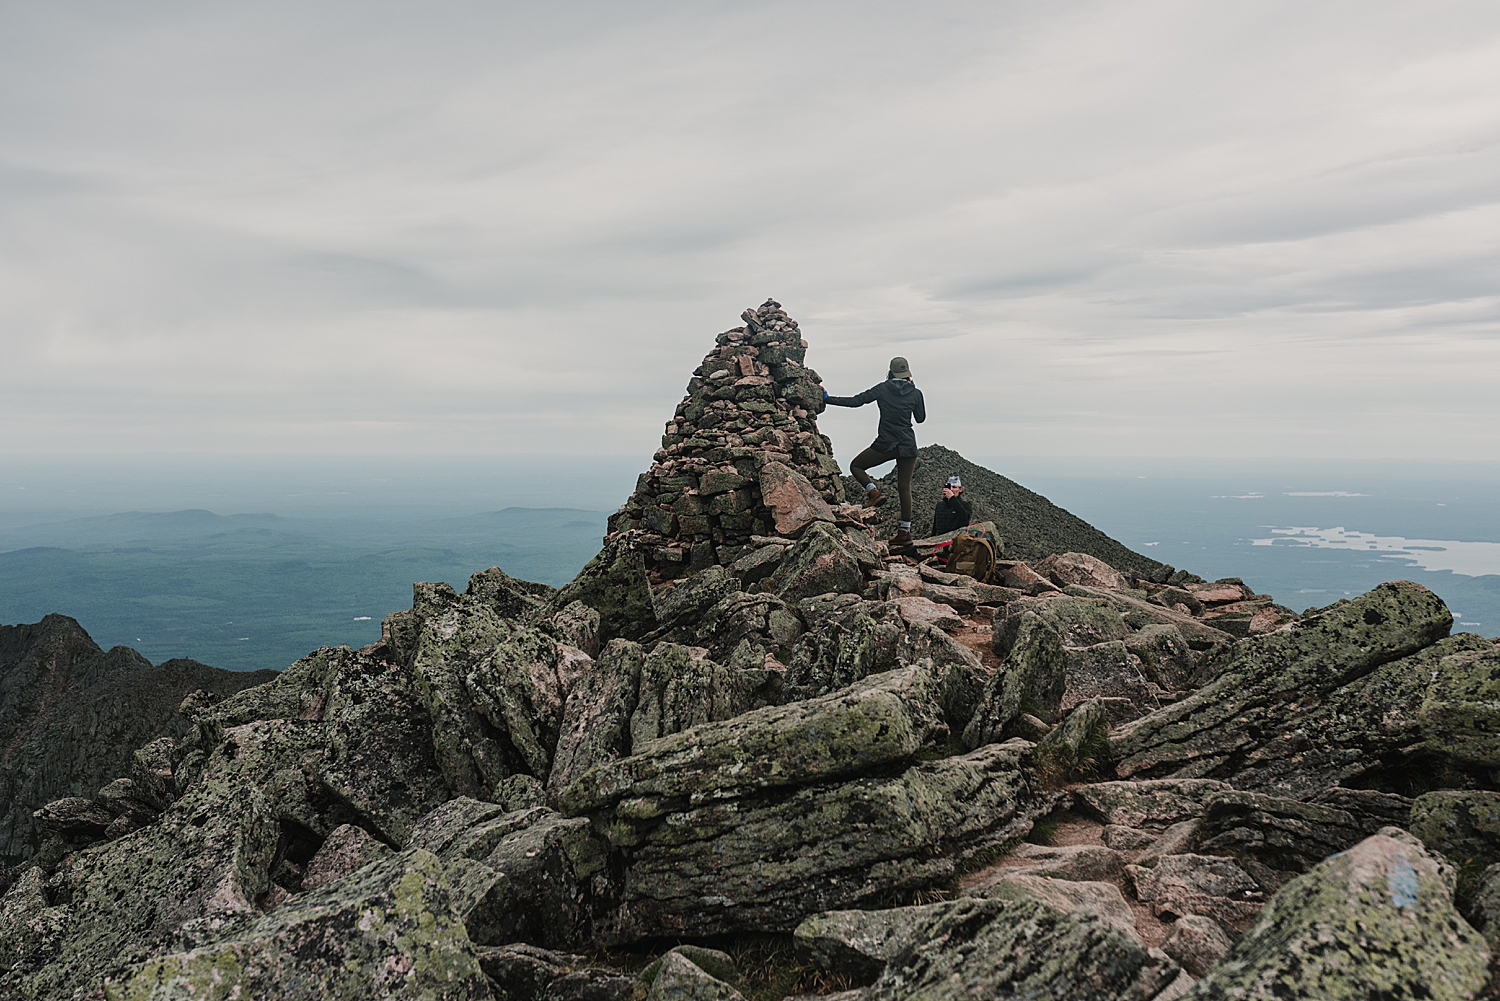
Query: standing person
932 475 972 536
823 356 926 544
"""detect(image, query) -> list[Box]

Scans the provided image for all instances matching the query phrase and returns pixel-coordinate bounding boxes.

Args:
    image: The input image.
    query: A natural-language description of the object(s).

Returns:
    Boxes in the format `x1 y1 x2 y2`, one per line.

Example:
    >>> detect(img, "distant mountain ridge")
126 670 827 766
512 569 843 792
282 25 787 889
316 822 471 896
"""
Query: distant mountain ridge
0 615 276 859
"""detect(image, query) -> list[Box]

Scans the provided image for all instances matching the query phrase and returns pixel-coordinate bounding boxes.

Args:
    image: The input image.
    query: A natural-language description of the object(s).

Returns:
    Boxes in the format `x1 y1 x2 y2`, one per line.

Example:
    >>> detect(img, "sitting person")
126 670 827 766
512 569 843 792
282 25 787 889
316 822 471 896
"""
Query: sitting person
932 475 972 536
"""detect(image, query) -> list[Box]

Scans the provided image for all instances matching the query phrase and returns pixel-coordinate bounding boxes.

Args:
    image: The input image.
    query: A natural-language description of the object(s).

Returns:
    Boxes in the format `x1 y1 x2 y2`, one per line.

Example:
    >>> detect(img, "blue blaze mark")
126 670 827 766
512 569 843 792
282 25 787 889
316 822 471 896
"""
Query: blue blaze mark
1388 856 1419 910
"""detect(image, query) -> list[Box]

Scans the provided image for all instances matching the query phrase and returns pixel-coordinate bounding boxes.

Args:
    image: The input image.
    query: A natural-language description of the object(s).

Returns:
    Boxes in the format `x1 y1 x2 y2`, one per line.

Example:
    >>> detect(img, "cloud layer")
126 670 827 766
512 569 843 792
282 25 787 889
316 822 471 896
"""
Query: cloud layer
3 1 1498 459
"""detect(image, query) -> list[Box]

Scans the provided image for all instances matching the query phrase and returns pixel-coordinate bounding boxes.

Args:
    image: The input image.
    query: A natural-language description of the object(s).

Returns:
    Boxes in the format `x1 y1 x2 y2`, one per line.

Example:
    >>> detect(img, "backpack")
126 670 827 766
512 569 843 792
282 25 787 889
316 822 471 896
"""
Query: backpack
945 522 999 583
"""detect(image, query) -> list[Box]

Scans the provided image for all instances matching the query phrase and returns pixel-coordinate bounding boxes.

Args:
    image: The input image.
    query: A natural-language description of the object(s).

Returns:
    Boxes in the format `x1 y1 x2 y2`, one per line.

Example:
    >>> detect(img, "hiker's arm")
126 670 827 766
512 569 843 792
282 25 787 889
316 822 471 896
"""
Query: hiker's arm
823 384 881 407
913 390 927 424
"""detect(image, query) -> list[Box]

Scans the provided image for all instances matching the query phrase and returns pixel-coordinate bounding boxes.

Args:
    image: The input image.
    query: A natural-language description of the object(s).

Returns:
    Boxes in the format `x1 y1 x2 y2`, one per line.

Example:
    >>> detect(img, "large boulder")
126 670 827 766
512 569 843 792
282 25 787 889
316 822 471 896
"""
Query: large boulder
963 612 1067 747
102 848 490 1001
863 896 1178 1001
1183 831 1490 999
1420 644 1500 767
552 531 658 642
1036 552 1128 590
585 740 1057 943
1113 582 1454 781
629 642 780 746
765 521 866 603
1410 790 1500 873
757 460 837 535
794 900 975 980
547 639 646 797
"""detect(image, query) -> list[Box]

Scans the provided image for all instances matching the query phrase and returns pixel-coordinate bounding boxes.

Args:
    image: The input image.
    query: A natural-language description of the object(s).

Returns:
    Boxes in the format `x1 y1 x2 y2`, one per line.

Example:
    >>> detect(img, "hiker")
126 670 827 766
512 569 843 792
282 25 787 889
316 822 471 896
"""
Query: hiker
932 475 972 536
823 356 926 544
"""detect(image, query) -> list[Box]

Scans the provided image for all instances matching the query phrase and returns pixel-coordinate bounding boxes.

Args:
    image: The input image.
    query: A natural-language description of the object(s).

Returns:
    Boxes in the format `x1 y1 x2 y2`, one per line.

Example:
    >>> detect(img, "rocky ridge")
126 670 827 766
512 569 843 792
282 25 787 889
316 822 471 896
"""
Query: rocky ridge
2 303 1499 1000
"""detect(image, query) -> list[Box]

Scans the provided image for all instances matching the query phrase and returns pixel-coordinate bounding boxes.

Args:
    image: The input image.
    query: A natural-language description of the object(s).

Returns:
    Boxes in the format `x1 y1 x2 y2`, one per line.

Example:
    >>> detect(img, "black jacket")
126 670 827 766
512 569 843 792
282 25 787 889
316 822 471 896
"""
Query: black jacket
825 378 926 457
932 494 973 536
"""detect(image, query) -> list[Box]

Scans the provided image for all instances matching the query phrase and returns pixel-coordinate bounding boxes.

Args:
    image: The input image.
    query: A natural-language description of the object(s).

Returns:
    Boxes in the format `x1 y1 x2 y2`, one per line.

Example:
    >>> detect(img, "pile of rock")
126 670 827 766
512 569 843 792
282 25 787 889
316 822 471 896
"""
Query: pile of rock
606 299 849 579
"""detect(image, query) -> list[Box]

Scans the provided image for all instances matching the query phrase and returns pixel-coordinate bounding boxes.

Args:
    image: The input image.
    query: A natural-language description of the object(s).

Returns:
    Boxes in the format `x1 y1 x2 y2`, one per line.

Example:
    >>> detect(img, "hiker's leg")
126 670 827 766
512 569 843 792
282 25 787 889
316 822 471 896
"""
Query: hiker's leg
850 447 896 496
896 457 916 527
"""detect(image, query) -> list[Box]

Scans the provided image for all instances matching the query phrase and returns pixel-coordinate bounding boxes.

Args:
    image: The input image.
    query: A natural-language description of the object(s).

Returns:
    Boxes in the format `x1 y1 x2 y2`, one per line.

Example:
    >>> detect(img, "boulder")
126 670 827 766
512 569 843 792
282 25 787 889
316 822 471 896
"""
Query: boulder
1197 789 1370 875
967 871 1139 941
1127 853 1264 925
1074 779 1231 829
1134 820 1200 868
475 943 634 1001
32 797 114 839
558 664 947 814
647 566 742 640
1410 790 1500 872
102 848 490 1001
1124 624 1197 690
551 600 602 658
729 544 787 588
892 596 963 632
301 823 392 891
1036 552 1128 590
795 900 976 980
1061 642 1155 713
629 643 779 746
1034 697 1112 780
588 740 1058 943
645 950 745 1001
465 626 593 780
1420 645 1500 766
992 596 1129 655
963 613 1067 747
863 896 1178 1001
1466 862 1500 951
548 639 645 797
1184 832 1490 999
1114 582 1454 780
780 598 905 704
758 460 836 536
992 841 1125 882
1163 914 1232 978
552 531 658 642
1058 584 1239 649
767 522 865 603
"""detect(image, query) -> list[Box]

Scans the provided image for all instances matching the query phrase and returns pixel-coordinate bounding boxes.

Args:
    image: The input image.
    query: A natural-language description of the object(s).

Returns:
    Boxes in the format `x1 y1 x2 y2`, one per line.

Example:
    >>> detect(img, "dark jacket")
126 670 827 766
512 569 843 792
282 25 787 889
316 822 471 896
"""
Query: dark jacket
825 379 926 457
932 494 973 536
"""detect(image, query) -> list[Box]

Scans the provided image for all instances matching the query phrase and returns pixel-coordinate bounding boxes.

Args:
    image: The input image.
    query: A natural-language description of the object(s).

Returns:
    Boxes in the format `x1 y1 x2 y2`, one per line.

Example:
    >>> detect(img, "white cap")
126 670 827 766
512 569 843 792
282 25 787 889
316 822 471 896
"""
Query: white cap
946 475 962 488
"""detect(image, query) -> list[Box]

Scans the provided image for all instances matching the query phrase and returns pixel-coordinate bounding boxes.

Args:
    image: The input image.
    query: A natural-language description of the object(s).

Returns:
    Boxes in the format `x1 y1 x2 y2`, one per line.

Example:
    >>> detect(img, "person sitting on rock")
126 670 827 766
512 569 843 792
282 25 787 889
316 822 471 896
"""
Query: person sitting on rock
932 475 972 537
823 356 926 544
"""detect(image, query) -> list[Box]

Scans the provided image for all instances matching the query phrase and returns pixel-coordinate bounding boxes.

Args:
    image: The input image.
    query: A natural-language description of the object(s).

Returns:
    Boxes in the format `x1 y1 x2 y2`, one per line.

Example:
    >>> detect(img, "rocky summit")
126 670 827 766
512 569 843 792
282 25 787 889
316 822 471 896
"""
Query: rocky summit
3 302 1499 1000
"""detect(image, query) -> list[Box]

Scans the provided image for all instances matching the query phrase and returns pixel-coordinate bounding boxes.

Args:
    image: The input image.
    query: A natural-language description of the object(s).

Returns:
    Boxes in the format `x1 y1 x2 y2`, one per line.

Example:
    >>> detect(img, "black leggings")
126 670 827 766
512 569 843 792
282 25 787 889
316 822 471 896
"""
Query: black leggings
850 447 916 521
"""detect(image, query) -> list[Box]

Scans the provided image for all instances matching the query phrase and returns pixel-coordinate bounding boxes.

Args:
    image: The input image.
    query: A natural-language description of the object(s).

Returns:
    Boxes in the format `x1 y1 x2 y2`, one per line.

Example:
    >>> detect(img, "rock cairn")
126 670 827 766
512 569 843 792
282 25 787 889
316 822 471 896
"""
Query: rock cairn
607 299 848 578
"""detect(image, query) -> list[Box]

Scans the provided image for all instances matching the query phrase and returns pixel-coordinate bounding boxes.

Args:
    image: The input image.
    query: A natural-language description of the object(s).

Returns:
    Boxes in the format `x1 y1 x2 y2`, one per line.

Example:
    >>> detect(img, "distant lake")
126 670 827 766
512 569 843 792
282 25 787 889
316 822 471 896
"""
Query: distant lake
2 453 1495 673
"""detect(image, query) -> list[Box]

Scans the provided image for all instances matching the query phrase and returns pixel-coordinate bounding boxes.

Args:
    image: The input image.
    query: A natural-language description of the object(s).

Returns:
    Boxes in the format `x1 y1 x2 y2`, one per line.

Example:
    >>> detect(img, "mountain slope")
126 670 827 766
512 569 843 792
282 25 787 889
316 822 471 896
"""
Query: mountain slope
853 444 1170 580
0 615 276 859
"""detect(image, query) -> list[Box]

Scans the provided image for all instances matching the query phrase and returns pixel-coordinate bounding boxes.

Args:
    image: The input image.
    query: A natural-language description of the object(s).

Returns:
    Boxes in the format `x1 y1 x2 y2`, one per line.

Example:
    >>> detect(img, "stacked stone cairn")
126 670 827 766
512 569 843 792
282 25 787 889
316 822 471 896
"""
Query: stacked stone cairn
607 299 851 578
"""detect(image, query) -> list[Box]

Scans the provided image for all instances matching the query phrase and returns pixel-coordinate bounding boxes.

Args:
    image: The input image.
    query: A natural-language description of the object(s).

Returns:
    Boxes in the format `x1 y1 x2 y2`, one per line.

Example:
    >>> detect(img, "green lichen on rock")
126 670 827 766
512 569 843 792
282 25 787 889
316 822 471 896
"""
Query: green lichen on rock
764 522 865 603
557 664 946 815
1411 790 1500 875
1034 697 1112 782
553 531 658 642
1113 581 1453 780
1184 831 1490 1000
1421 645 1500 767
964 612 1067 747
103 848 489 1001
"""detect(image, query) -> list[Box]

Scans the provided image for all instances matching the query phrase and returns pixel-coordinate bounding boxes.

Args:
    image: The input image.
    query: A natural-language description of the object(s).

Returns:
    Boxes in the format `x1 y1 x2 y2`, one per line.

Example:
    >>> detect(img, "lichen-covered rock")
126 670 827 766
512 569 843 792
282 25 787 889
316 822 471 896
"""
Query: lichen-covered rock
1163 914 1232 978
1466 862 1500 950
629 642 780 746
1062 642 1155 714
1197 789 1370 875
795 900 978 980
1074 779 1230 829
780 597 904 704
645 950 745 1001
1035 697 1112 780
102 848 490 1001
1183 832 1490 999
553 531 658 642
1060 584 1241 650
590 740 1058 943
465 625 592 780
1036 552 1128 590
966 871 1139 940
995 841 1125 882
301 823 392 891
551 600 602 658
864 896 1178 1001
963 613 1067 747
646 566 743 641
476 943 635 1001
1124 624 1197 690
548 639 645 797
1114 582 1453 780
766 522 866 603
466 565 556 621
1420 645 1500 766
1410 790 1500 872
992 596 1129 655
557 664 947 814
0 865 69 978
1127 853 1264 925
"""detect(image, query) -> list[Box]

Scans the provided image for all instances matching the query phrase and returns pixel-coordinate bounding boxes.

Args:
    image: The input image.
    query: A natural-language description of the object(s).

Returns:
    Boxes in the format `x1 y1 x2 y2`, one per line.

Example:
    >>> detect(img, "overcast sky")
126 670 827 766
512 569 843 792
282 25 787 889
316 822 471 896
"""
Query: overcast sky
3 1 1497 462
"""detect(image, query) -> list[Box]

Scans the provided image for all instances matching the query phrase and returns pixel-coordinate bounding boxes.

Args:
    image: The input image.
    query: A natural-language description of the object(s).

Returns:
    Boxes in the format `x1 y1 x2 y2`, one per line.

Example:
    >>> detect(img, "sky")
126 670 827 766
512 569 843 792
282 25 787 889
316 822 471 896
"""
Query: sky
3 1 1498 461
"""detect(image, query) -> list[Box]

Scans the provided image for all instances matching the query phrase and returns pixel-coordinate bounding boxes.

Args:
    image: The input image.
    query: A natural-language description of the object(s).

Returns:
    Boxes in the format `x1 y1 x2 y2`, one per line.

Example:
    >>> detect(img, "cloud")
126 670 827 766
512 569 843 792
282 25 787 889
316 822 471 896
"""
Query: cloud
1 0 1497 458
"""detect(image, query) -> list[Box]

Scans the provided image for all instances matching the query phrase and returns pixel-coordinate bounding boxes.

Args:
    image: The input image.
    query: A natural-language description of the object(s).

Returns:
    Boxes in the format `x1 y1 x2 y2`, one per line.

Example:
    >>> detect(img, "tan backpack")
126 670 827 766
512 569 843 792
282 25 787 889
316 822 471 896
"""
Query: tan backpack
946 523 999 583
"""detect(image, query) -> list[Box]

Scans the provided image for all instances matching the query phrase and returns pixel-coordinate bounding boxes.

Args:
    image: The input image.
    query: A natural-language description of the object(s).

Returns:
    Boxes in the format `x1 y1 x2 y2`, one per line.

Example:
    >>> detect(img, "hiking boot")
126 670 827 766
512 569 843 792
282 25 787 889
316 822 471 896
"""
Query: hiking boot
863 487 882 509
890 528 911 546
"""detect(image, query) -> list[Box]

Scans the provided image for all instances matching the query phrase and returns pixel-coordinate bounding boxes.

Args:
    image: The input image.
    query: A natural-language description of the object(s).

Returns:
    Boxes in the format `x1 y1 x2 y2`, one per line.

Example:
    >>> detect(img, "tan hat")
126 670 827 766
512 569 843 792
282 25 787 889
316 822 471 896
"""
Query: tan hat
888 356 912 379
